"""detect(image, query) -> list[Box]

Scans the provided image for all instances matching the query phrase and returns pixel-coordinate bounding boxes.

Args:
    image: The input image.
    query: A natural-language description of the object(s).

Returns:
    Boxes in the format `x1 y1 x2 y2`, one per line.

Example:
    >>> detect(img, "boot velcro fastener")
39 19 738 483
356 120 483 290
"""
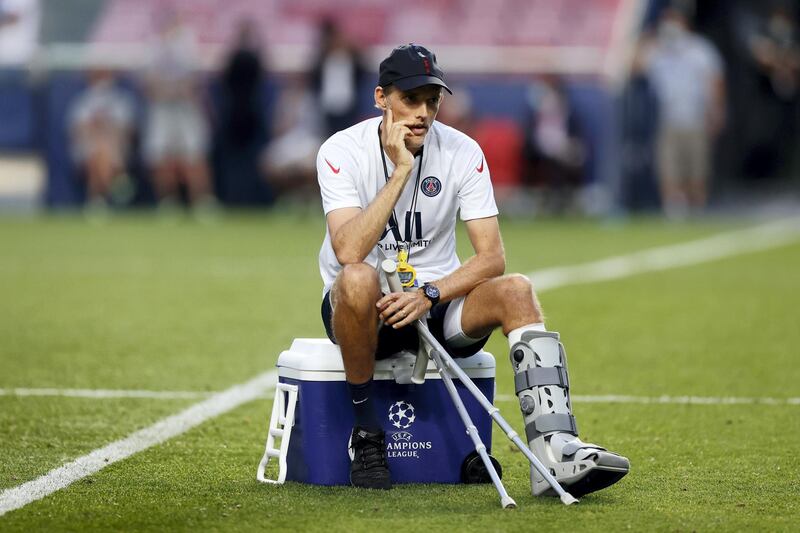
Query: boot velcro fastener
525 414 578 441
514 366 570 394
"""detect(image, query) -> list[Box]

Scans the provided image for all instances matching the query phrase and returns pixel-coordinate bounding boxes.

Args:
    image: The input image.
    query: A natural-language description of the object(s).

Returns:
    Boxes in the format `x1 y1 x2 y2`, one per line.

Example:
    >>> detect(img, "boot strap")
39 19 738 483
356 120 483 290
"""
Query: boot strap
514 366 570 394
525 413 578 441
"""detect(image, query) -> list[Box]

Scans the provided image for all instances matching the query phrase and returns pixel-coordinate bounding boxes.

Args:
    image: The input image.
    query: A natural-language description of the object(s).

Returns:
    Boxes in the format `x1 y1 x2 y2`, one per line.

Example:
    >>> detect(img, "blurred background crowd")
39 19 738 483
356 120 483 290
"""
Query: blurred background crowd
0 0 797 219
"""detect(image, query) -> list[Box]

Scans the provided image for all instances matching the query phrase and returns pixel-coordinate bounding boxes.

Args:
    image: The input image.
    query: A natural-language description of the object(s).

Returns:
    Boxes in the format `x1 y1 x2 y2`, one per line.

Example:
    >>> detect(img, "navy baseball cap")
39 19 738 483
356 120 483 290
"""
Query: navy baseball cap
379 44 452 94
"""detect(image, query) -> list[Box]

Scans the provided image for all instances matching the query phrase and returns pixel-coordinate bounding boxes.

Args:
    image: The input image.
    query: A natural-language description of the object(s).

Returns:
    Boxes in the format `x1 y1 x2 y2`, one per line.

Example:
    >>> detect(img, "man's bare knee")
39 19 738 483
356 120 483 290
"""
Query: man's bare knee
498 273 532 299
497 273 543 323
335 263 380 309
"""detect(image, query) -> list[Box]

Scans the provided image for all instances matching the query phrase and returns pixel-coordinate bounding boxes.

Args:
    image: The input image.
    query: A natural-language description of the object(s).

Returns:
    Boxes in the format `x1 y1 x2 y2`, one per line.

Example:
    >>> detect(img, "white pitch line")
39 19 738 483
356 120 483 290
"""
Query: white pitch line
5 389 798 406
0 370 277 517
2 216 799 517
0 388 214 400
527 216 800 291
494 394 800 405
3 387 795 406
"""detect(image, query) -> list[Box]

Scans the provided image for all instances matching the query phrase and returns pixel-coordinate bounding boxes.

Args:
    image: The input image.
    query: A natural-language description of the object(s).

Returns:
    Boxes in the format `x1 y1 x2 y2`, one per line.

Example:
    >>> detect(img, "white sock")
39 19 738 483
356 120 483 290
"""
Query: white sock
507 322 546 347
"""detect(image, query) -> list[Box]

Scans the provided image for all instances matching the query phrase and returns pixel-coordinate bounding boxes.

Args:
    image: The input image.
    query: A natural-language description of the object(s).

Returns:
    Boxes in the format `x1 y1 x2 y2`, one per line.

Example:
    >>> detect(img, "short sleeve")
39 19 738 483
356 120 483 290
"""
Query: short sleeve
457 141 499 221
316 139 363 215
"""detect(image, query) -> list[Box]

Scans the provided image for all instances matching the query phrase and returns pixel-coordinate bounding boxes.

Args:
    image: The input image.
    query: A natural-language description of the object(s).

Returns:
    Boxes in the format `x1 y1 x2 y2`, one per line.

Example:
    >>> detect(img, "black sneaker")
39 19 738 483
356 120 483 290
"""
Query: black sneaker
348 427 392 489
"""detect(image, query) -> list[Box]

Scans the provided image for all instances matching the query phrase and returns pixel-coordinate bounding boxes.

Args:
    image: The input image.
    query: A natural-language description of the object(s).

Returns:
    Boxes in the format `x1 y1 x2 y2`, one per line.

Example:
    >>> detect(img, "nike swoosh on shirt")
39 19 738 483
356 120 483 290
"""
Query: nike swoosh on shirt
476 158 484 173
325 158 341 174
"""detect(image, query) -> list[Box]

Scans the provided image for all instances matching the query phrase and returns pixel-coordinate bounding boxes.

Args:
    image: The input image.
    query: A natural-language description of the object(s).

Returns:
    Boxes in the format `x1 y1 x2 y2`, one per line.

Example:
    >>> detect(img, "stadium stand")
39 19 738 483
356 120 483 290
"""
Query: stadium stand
0 0 637 208
91 0 623 48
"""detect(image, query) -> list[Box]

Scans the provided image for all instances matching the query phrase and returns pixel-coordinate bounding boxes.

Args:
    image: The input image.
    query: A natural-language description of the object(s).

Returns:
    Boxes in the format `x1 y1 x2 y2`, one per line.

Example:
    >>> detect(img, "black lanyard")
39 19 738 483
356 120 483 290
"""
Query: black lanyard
378 122 424 253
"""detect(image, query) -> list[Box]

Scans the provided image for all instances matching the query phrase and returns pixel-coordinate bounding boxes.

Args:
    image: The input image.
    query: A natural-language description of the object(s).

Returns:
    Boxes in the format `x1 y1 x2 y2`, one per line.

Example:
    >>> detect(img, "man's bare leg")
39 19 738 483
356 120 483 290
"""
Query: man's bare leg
330 263 391 489
688 177 708 211
182 158 214 205
458 273 544 338
85 159 112 202
152 159 179 203
85 147 116 202
458 273 630 497
331 263 382 384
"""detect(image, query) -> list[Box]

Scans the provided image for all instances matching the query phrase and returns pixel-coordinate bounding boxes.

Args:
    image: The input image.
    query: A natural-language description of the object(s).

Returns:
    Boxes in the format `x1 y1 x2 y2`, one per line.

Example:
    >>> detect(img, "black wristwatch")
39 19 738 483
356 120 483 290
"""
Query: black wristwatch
421 283 440 307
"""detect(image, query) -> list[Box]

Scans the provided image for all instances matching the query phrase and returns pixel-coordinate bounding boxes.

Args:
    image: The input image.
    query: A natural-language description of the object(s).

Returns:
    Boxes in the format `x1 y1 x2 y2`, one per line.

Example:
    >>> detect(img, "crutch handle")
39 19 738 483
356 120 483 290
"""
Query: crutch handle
380 259 403 293
380 259 428 383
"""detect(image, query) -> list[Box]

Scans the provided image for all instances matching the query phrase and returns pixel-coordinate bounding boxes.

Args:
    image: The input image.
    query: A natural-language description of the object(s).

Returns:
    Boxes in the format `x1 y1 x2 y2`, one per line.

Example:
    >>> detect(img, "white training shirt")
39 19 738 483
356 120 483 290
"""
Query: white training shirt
317 116 498 296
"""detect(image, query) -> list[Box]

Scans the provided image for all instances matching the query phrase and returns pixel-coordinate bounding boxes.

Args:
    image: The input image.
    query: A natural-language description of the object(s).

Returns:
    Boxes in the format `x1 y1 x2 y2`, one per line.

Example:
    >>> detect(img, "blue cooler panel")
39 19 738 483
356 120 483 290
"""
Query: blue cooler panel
281 376 494 485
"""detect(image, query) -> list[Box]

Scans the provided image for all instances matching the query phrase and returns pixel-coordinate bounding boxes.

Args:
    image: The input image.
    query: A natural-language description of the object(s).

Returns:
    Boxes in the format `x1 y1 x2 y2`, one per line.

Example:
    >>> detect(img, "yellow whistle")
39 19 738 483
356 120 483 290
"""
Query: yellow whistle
397 248 409 264
396 247 417 288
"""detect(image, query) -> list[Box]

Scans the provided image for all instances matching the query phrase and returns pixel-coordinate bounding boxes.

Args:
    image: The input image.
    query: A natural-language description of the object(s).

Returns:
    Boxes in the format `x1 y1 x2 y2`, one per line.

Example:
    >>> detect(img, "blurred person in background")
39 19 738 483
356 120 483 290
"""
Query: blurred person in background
142 8 216 215
619 39 661 212
310 18 367 137
645 4 726 219
260 74 323 207
522 75 586 215
0 0 39 67
68 69 136 216
746 3 799 179
214 18 274 206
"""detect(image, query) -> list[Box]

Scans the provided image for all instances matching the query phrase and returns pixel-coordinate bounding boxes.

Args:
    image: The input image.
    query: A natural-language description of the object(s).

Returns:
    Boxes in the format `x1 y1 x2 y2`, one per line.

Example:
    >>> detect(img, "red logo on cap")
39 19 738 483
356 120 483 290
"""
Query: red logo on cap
423 58 431 74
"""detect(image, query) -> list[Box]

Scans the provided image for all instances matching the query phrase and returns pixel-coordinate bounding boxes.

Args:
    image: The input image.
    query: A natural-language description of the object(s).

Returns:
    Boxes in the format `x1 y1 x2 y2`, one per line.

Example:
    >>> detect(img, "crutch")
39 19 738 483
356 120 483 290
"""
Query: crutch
381 259 515 508
380 259 578 507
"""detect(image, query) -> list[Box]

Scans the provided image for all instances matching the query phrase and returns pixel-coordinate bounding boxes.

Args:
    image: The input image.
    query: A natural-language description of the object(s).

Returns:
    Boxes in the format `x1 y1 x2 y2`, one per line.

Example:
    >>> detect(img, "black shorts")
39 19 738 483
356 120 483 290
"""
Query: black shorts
321 291 490 360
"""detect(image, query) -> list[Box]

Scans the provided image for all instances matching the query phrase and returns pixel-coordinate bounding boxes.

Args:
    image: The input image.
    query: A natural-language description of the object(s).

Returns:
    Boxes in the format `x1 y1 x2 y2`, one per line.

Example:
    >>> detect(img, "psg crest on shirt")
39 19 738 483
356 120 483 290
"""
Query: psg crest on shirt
420 176 441 197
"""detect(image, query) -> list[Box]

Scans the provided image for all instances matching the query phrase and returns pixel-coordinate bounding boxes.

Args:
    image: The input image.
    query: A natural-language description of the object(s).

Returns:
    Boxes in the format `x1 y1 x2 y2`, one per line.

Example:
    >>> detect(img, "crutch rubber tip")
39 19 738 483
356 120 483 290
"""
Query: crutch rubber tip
560 493 579 506
501 496 517 509
410 377 425 384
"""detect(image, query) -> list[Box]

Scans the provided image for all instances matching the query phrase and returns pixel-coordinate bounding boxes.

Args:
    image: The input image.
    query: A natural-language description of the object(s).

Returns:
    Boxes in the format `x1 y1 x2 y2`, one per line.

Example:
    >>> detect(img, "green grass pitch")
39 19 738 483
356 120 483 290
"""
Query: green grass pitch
1 212 798 531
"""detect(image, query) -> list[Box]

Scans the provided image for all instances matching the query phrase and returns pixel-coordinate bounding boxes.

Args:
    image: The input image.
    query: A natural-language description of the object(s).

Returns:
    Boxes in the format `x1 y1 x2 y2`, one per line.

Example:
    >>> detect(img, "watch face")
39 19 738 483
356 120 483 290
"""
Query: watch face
425 284 440 299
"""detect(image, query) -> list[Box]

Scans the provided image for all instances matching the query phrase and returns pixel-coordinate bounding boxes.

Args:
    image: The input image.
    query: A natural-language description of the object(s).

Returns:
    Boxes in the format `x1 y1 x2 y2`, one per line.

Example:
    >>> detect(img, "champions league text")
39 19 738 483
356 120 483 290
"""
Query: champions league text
386 440 433 458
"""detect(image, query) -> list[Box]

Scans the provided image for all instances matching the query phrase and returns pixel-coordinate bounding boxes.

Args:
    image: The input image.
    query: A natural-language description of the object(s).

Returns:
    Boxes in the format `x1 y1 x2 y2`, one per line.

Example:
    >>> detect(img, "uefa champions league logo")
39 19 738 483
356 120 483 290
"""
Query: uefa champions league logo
386 400 432 458
388 400 416 429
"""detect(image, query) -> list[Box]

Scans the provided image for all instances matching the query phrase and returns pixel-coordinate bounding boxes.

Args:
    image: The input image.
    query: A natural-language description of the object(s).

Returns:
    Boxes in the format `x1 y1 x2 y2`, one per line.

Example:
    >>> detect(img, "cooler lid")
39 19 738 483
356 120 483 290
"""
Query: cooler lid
276 338 495 375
